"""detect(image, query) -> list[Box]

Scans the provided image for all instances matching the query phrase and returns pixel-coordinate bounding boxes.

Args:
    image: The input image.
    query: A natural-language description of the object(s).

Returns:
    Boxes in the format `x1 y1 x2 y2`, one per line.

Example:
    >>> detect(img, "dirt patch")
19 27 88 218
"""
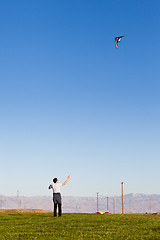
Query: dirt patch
0 209 52 213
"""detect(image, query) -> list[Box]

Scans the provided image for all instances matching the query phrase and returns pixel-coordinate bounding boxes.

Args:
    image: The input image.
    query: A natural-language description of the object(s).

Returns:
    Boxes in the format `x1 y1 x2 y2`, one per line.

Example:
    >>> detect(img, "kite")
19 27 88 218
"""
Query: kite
115 36 124 48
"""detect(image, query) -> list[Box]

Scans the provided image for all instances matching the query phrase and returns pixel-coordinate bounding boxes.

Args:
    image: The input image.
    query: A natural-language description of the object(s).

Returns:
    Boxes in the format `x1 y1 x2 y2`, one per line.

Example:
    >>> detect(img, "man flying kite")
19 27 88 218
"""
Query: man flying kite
49 175 70 217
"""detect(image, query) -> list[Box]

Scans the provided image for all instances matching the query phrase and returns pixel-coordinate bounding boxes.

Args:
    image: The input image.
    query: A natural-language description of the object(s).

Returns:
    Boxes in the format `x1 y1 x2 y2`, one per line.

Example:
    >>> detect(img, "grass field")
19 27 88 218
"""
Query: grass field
0 213 160 239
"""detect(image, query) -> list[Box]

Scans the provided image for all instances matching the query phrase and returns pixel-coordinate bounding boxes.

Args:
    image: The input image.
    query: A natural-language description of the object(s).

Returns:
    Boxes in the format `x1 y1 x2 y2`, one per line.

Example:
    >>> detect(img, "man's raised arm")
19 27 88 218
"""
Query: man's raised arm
62 175 70 186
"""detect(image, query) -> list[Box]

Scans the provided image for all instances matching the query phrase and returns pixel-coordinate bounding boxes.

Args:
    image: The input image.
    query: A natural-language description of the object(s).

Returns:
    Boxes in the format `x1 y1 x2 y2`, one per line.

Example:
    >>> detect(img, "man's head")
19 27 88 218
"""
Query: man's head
53 178 58 183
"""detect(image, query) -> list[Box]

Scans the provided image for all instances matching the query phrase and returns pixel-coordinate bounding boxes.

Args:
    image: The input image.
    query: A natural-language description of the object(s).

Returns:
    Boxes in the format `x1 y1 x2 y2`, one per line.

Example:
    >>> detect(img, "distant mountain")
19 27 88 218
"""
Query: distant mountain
0 194 160 213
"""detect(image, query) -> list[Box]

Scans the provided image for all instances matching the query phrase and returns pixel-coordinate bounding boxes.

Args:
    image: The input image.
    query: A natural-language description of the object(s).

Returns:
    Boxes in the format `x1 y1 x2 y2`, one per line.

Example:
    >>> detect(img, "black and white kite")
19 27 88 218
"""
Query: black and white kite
115 36 124 48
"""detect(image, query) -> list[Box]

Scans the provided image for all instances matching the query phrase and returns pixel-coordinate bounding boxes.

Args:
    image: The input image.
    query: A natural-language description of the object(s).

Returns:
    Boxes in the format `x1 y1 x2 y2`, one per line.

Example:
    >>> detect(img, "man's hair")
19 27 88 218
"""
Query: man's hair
53 178 58 183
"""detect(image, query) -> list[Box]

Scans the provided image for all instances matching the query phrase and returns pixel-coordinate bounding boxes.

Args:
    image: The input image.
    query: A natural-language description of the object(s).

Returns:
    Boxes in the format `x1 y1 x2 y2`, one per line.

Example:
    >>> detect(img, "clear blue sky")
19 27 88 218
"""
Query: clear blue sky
0 0 160 197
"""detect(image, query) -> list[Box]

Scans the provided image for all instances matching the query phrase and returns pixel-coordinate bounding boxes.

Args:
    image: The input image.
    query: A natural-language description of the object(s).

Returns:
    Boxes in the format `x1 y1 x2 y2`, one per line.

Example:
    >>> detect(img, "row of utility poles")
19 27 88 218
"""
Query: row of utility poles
97 182 124 214
97 192 116 213
97 182 152 214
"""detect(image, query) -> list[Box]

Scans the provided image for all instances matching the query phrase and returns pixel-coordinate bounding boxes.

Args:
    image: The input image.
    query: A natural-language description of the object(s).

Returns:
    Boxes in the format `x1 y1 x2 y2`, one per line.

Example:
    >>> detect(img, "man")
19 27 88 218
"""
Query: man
49 175 70 217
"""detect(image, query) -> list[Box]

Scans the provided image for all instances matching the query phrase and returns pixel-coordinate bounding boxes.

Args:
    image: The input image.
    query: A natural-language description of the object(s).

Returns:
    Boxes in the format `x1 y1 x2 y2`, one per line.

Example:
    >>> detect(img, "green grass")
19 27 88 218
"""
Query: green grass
0 213 160 239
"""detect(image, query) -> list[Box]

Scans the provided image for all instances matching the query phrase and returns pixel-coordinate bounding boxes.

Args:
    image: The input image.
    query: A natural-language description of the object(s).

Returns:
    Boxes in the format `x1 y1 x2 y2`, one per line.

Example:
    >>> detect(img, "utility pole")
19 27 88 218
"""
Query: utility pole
0 199 2 209
113 197 115 214
97 192 99 212
17 190 20 209
129 199 131 213
107 197 109 212
21 196 24 209
149 198 151 214
121 182 124 214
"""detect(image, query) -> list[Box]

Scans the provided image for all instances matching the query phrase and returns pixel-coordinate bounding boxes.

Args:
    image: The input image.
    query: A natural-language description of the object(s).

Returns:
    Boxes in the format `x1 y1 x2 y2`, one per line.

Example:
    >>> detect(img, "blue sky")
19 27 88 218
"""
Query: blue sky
0 0 160 197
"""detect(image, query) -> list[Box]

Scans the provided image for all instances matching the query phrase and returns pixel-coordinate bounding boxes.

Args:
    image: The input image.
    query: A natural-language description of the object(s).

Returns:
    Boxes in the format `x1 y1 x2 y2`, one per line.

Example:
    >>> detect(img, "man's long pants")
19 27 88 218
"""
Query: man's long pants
54 203 62 217
53 193 62 217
